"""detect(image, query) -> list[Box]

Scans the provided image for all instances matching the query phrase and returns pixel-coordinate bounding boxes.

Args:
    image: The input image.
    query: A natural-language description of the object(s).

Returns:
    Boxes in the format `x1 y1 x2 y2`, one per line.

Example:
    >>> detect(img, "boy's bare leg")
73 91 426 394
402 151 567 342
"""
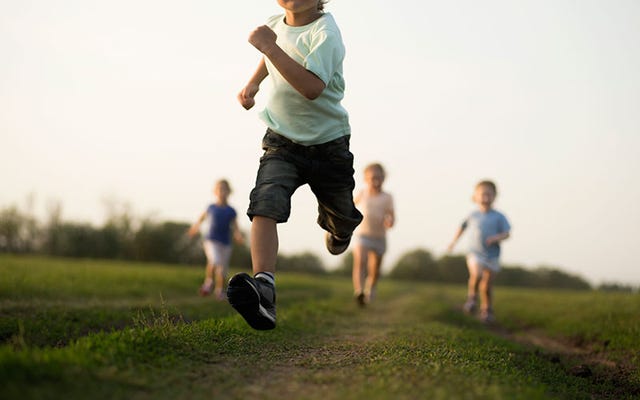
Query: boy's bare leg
250 216 278 274
479 269 494 311
466 261 480 300
463 259 481 313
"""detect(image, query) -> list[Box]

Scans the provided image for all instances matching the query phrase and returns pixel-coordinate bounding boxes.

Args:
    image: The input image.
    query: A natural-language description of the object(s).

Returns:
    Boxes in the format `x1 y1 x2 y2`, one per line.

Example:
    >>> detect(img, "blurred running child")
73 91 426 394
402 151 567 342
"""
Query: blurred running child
352 163 395 306
189 179 244 300
228 0 362 330
447 180 511 323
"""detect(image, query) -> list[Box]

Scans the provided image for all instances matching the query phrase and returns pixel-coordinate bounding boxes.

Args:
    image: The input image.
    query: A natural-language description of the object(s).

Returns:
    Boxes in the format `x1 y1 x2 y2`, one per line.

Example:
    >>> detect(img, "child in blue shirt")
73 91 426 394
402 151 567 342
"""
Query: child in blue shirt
448 180 511 323
189 179 244 300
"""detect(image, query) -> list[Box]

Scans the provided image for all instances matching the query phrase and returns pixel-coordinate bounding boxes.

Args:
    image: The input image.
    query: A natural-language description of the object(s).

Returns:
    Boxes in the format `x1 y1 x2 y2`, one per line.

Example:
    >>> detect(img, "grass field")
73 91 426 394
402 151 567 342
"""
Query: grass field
1 254 639 399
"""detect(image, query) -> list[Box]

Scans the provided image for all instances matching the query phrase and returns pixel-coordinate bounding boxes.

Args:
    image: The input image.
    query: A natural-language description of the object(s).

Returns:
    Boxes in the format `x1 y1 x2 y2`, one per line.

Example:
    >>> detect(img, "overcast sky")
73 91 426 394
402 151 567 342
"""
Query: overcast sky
2 0 639 286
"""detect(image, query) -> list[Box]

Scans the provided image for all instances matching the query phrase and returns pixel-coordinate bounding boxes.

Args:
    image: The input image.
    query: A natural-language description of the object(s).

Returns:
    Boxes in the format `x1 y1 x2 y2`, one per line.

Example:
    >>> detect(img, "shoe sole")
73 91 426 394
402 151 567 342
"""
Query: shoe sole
326 233 350 255
227 273 276 330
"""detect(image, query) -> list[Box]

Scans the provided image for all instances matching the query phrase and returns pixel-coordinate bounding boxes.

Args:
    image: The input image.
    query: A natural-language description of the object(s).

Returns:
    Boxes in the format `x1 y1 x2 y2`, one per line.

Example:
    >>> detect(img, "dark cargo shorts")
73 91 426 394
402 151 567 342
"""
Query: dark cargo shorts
247 129 363 239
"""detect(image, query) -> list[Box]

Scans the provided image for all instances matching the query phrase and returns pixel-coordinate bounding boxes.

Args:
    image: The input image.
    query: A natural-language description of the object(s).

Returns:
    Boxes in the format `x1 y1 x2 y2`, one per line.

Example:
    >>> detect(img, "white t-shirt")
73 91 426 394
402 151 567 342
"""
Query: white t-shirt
259 13 350 145
355 191 394 238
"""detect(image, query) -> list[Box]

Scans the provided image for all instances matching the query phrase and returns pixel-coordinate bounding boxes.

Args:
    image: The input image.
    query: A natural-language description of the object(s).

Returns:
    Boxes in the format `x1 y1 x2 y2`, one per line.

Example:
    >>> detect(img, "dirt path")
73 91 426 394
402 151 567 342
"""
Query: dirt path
222 292 418 399
489 322 639 397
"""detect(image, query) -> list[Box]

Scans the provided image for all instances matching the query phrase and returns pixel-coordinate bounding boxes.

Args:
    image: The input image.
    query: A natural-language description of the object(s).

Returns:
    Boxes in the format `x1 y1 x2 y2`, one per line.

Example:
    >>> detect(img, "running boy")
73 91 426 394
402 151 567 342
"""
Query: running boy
447 180 511 323
227 0 362 330
189 179 244 300
352 163 395 306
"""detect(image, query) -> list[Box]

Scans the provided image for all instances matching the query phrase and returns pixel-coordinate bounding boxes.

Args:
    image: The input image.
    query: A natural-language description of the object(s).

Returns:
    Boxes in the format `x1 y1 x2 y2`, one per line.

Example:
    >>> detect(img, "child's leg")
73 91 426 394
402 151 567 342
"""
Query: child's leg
462 256 482 313
213 265 225 298
352 245 367 295
364 251 383 300
479 268 494 312
227 215 278 330
200 241 215 295
205 262 214 284
466 257 481 300
250 216 278 274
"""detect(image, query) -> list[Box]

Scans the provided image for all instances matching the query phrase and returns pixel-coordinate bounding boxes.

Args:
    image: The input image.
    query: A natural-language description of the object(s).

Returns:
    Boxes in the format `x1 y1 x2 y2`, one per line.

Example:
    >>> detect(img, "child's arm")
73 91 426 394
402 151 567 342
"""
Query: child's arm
384 195 395 229
238 58 269 110
485 231 510 246
447 226 465 253
249 25 326 100
188 211 207 238
231 218 245 244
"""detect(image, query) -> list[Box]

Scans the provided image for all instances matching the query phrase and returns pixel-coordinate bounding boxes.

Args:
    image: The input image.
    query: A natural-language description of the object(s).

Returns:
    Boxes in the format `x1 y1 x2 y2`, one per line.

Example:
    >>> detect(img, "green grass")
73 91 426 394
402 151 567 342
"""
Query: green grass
1 254 639 399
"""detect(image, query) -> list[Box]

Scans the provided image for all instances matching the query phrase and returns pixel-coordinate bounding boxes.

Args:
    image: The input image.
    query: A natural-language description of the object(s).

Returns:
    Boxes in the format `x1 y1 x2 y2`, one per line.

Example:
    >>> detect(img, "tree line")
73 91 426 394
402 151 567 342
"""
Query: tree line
2 202 631 291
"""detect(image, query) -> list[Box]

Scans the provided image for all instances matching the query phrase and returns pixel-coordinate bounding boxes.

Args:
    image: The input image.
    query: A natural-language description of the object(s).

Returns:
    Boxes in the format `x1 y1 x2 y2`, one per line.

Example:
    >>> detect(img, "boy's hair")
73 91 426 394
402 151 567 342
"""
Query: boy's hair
475 180 497 194
364 162 386 178
318 0 328 11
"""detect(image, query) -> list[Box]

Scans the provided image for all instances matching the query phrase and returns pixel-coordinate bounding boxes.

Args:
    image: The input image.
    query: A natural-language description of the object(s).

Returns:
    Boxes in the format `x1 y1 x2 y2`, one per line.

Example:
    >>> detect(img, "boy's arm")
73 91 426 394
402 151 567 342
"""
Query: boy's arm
238 58 269 110
447 226 465 253
485 231 510 246
249 25 326 100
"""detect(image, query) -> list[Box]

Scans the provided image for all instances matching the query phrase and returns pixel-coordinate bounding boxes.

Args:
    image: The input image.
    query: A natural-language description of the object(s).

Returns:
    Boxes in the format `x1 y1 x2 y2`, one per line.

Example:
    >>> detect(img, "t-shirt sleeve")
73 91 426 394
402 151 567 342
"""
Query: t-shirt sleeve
304 29 344 84
386 194 394 214
499 213 511 233
461 218 469 230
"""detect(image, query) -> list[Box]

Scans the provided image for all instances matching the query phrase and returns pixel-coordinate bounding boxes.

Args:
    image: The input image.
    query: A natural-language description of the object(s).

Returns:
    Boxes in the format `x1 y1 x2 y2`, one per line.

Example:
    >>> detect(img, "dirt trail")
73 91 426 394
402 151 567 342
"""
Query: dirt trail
488 321 639 397
232 291 418 398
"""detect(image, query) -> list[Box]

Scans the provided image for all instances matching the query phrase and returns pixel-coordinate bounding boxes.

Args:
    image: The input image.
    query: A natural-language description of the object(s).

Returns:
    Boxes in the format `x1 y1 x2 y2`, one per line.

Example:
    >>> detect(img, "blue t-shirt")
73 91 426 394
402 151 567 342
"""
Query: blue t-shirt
461 209 511 259
205 204 237 245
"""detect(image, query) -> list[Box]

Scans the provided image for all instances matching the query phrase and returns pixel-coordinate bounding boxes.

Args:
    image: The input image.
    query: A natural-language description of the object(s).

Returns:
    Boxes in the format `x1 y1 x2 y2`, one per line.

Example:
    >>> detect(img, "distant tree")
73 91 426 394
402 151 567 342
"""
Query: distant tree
494 265 537 287
0 205 39 253
388 248 437 281
436 254 468 283
277 251 326 275
331 251 353 277
100 199 136 259
230 241 252 269
494 265 591 290
133 220 200 264
532 266 591 290
597 282 637 292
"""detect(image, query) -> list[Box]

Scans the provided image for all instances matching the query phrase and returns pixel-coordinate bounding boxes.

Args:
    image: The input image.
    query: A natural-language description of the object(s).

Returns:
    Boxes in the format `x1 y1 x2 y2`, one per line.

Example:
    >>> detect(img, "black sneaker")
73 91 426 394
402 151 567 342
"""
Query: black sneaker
227 273 276 330
325 233 351 255
355 292 366 307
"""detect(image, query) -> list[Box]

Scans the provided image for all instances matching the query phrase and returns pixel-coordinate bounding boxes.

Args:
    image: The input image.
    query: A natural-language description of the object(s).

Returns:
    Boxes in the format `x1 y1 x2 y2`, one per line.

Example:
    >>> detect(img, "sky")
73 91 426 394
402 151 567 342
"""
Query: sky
1 0 639 286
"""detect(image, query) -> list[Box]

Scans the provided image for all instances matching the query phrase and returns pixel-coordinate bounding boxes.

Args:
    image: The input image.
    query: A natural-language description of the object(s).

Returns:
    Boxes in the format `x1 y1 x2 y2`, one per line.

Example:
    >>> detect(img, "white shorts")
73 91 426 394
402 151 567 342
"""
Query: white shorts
203 240 232 272
354 235 386 256
466 253 500 272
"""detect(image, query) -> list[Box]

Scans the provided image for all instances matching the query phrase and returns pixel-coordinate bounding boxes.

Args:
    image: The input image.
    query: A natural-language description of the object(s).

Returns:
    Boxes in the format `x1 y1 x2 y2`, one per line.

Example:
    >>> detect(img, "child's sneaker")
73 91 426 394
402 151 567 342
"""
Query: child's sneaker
199 284 213 297
227 273 276 330
480 308 495 324
325 233 351 255
214 288 226 301
355 292 366 307
462 298 477 314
